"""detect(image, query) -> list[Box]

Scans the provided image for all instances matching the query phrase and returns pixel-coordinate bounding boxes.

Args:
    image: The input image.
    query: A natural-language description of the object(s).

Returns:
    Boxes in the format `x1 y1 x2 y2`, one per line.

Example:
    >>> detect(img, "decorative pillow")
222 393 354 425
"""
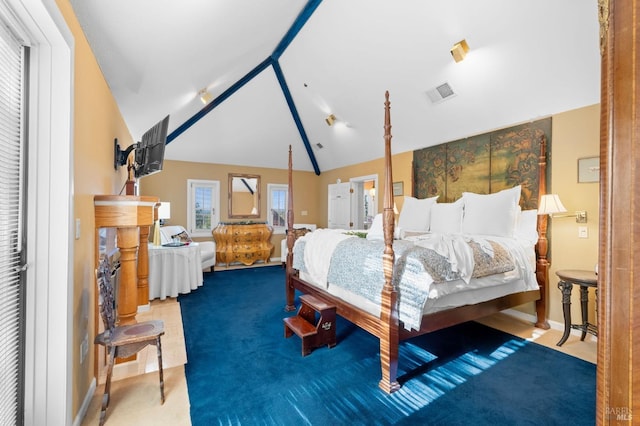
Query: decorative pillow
461 185 521 237
429 198 464 234
172 230 192 243
397 195 439 232
366 214 384 240
291 227 312 240
515 209 539 245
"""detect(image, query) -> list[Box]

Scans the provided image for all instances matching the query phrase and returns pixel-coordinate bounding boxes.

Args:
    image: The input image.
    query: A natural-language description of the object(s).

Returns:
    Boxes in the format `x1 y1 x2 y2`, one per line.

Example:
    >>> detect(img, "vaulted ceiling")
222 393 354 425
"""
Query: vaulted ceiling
70 0 600 174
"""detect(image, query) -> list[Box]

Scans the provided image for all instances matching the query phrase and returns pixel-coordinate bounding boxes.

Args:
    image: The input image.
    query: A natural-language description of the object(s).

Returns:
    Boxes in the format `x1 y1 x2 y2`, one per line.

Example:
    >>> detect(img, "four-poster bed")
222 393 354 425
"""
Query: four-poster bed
284 91 550 393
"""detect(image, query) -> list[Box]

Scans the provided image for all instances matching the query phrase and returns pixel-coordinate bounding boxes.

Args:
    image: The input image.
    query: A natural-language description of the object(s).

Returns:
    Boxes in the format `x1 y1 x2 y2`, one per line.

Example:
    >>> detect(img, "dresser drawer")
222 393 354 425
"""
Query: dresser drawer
213 223 274 267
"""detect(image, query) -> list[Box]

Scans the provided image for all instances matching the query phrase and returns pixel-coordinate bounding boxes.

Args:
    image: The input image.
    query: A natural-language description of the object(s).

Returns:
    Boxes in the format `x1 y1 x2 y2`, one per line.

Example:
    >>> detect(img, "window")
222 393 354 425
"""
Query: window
187 179 220 237
0 12 27 424
267 183 288 235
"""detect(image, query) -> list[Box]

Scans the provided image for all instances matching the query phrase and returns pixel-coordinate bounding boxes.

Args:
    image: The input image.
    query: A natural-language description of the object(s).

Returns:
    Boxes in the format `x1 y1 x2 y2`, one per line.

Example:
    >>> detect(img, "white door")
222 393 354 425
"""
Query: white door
328 182 352 229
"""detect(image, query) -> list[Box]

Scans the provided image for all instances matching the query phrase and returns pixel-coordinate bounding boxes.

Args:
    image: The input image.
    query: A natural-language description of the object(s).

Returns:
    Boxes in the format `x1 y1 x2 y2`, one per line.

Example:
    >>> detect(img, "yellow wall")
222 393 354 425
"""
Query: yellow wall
548 104 600 325
56 0 133 417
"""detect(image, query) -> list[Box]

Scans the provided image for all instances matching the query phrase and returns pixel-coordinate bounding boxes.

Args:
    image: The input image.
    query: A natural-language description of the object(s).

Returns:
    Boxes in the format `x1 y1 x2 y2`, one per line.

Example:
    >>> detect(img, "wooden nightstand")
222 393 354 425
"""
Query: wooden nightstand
555 269 598 346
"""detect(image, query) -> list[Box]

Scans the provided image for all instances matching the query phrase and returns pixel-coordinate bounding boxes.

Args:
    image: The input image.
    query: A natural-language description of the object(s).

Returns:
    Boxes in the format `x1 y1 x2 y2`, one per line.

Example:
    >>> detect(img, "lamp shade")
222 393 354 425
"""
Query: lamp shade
158 202 171 220
538 194 567 215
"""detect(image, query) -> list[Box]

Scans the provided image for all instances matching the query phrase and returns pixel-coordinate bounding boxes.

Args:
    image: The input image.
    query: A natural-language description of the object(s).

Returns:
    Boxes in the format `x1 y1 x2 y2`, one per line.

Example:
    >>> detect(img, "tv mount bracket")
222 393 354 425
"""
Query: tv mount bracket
113 138 139 170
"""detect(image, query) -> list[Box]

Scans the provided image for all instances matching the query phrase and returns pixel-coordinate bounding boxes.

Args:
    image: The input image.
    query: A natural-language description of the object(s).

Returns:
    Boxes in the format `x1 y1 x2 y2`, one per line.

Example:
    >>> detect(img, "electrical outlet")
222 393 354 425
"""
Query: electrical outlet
301 210 308 216
578 226 588 239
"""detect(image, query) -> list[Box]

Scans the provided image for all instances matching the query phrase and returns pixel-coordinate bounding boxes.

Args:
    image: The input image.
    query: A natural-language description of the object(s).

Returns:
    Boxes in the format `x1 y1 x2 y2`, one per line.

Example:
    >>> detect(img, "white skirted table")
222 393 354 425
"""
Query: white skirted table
148 242 203 300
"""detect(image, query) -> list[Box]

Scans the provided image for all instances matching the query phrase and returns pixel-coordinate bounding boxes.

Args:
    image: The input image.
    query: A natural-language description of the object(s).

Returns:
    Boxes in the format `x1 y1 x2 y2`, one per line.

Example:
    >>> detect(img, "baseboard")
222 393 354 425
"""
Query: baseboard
501 308 537 325
73 377 96 426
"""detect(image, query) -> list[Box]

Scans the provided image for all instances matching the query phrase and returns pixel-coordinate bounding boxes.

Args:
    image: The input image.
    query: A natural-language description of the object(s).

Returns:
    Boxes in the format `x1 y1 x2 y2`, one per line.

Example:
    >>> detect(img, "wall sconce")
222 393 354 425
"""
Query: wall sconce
538 194 587 223
325 114 336 126
450 39 469 63
198 88 213 104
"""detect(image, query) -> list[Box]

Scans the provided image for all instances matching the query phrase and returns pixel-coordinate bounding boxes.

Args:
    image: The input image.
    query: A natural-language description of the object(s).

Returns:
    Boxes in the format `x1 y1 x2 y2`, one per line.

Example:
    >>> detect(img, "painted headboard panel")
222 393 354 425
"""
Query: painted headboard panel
412 118 551 209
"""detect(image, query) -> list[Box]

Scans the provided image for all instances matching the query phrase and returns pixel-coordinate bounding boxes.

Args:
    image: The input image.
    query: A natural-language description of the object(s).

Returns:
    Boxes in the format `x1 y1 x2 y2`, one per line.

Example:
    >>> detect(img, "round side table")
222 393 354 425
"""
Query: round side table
555 269 598 346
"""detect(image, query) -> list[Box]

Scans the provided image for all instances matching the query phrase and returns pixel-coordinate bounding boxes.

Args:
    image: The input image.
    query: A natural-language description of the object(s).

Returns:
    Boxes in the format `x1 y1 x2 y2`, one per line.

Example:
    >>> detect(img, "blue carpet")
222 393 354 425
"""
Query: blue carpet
179 266 595 425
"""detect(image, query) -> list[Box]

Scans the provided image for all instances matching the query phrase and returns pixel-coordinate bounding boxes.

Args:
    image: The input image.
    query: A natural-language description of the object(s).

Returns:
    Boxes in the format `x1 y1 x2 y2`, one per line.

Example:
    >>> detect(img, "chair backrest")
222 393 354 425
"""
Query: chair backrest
96 256 117 336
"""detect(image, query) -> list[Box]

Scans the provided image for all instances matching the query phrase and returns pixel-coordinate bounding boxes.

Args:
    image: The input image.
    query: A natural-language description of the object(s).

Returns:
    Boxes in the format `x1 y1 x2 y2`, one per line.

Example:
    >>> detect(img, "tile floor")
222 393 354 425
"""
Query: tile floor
80 300 596 426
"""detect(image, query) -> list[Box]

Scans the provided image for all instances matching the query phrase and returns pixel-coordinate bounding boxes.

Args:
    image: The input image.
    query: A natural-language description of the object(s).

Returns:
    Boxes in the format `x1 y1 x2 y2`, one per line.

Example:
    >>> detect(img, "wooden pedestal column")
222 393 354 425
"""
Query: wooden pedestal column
94 195 159 325
137 224 152 305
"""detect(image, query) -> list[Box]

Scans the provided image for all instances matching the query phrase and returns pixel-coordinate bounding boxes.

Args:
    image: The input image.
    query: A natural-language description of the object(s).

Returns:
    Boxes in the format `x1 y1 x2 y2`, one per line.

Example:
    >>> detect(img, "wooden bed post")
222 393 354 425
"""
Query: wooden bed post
535 136 551 329
378 91 401 393
285 145 297 312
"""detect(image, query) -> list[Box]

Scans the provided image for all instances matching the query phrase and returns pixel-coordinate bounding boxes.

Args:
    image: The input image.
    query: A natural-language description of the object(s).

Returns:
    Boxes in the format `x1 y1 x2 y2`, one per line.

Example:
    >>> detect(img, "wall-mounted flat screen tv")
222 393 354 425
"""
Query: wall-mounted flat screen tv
134 115 170 178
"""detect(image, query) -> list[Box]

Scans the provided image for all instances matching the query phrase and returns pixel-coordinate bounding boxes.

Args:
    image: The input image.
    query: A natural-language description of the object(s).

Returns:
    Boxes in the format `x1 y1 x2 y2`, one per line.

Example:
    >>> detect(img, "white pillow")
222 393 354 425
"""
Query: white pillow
461 185 521 237
430 198 464 234
515 209 539 245
366 214 384 240
366 213 403 240
397 195 439 232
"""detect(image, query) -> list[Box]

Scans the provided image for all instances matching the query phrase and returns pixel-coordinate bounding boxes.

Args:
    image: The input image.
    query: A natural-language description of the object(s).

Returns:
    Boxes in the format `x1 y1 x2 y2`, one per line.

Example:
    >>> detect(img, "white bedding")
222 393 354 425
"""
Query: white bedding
294 231 539 330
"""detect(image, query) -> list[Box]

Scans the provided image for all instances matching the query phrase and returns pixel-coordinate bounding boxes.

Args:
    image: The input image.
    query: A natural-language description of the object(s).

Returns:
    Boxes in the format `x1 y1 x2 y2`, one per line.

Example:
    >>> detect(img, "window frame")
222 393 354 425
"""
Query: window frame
267 183 288 235
187 179 220 237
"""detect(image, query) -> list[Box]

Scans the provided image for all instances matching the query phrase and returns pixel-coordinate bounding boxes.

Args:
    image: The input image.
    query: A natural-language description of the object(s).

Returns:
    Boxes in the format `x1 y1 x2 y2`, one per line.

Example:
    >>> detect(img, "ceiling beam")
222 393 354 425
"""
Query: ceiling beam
272 0 323 60
166 0 323 174
272 60 320 174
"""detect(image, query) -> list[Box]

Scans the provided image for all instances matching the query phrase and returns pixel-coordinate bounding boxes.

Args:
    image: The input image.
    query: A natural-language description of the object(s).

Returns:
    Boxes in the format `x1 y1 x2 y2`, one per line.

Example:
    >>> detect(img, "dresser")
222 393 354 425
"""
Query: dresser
213 223 274 267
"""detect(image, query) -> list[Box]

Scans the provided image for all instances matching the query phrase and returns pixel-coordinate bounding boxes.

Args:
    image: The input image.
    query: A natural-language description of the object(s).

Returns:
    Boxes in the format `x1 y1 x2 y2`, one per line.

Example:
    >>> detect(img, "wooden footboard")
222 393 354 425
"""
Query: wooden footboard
284 91 549 394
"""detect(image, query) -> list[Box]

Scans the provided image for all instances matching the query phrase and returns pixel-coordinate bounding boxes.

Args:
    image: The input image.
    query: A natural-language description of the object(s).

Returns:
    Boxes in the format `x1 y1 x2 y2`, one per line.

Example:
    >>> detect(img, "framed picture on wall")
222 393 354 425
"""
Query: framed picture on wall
392 181 404 196
578 157 599 183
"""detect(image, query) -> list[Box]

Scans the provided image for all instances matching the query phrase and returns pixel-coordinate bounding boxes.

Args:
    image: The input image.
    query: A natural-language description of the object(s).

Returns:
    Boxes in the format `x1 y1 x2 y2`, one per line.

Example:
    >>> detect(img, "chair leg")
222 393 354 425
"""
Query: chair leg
156 337 165 404
100 346 116 426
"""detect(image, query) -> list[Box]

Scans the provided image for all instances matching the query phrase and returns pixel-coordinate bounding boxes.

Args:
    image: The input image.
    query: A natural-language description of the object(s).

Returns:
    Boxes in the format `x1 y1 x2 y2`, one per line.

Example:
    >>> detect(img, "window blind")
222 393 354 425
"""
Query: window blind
0 14 26 426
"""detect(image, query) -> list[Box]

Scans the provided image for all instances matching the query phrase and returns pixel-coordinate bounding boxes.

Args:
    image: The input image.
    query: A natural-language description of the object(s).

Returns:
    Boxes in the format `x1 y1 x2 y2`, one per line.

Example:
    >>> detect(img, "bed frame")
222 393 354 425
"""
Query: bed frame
284 91 550 393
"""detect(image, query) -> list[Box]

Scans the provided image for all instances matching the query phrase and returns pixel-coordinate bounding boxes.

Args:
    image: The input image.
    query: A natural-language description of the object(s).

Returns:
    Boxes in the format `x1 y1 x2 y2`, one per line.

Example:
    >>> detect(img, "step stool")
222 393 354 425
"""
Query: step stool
283 294 336 356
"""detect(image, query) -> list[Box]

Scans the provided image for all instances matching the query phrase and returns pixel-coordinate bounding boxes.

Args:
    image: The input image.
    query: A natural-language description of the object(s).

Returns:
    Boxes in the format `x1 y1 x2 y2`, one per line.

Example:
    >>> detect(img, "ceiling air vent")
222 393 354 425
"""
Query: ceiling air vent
427 82 456 104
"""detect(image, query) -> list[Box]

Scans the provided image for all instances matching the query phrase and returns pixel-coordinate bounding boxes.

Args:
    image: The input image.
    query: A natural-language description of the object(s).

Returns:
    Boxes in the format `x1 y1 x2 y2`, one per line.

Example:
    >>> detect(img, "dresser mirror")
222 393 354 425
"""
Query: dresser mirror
228 173 261 218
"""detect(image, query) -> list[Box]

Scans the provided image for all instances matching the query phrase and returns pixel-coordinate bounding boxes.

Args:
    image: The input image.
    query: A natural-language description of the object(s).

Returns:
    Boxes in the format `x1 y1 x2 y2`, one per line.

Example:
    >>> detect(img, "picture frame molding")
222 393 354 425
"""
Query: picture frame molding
578 156 599 183
392 181 404 197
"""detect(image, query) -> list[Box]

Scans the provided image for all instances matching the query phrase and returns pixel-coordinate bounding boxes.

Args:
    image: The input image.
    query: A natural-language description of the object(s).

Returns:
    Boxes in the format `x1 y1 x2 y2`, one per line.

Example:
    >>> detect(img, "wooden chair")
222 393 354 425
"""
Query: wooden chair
94 256 165 425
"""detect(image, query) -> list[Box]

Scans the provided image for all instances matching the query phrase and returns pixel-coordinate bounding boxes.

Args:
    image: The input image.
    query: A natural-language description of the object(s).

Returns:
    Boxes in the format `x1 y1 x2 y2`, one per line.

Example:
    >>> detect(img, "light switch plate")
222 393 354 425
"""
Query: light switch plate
578 226 588 238
75 218 81 239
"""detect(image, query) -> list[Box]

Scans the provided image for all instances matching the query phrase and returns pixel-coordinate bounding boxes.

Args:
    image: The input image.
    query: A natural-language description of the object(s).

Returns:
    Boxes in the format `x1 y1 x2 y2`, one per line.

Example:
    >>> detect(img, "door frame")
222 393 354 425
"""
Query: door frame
350 174 378 229
9 0 75 424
